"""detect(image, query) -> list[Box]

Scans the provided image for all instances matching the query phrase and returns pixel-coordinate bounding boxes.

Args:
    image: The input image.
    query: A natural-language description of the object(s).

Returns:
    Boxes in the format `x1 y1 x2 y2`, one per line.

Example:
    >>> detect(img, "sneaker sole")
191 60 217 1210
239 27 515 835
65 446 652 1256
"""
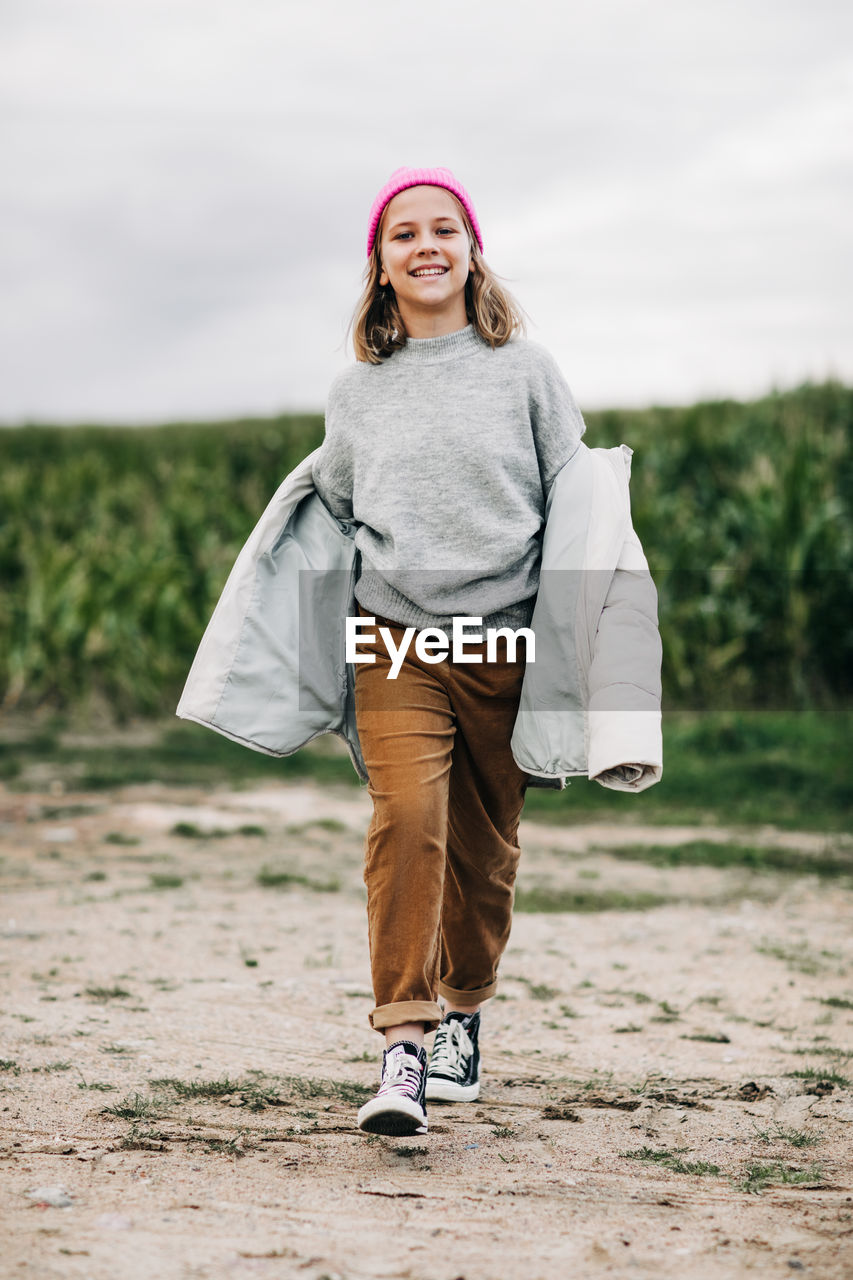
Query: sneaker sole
425 1078 480 1102
357 1097 428 1136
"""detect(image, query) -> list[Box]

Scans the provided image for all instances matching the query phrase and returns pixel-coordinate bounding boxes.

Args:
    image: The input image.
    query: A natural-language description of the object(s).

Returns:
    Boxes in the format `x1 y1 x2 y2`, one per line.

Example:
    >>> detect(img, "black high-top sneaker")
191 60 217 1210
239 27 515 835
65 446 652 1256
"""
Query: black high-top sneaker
426 1010 481 1101
357 1041 428 1136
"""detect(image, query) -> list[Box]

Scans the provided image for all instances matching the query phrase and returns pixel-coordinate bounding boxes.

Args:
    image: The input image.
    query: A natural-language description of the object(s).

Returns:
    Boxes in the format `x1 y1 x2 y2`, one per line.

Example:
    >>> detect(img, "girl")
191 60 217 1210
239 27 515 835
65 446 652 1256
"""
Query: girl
177 165 662 1140
312 166 590 1136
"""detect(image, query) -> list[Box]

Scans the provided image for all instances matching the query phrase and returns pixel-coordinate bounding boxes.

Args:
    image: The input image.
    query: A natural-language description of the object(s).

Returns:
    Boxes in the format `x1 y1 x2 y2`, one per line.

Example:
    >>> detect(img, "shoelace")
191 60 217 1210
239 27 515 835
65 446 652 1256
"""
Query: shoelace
377 1053 423 1100
429 1020 473 1076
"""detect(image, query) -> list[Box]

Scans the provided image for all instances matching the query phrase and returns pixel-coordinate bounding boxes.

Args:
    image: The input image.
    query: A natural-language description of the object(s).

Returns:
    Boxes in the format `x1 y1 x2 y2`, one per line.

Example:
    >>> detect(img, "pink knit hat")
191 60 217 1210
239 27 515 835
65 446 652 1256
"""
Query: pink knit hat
366 166 484 258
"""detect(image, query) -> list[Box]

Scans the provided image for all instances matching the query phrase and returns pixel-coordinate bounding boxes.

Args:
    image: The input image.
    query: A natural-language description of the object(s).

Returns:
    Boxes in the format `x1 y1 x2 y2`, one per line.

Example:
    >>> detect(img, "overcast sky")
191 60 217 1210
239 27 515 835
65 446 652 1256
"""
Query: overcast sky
2 0 851 422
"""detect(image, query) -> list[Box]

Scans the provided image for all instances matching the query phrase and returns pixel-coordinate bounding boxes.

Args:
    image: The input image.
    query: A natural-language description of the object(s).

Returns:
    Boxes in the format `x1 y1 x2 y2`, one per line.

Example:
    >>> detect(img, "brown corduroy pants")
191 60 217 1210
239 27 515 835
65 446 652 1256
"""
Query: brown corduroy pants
353 608 529 1033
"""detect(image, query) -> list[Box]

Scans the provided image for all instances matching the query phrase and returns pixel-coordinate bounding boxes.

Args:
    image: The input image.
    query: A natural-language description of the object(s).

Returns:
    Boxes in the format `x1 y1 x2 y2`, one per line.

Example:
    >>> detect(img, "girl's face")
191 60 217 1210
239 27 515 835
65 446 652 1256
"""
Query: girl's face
378 185 474 335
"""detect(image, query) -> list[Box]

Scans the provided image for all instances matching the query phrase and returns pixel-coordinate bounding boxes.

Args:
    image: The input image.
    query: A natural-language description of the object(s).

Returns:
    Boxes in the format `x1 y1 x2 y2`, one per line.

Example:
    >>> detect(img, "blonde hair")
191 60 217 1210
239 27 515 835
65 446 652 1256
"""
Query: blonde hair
350 196 526 363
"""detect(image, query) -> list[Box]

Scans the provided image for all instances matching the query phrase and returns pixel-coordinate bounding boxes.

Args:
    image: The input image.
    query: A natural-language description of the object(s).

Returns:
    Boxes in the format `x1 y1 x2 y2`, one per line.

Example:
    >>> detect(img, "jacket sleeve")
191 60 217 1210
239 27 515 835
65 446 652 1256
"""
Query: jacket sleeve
586 525 663 791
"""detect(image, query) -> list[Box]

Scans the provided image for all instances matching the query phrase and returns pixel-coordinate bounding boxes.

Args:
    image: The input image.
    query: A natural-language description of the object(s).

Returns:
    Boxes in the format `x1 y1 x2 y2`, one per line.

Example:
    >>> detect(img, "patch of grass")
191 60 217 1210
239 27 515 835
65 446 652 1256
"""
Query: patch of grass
150 1076 242 1099
514 886 671 913
592 839 853 878
491 1125 515 1139
0 1059 20 1074
651 1000 681 1023
520 711 853 832
787 1067 851 1087
100 1043 134 1055
681 1032 731 1043
84 984 132 1001
1 722 357 793
622 1146 720 1177
77 1079 116 1092
102 1093 167 1120
84 870 108 881
812 996 853 1011
755 939 842 976
752 1122 823 1149
736 1161 824 1194
170 821 264 839
200 1135 250 1157
615 1024 644 1033
41 1060 73 1072
783 1045 852 1058
256 866 340 893
171 821 219 838
150 1071 372 1111
148 873 184 890
287 818 347 835
529 983 558 1001
103 832 140 846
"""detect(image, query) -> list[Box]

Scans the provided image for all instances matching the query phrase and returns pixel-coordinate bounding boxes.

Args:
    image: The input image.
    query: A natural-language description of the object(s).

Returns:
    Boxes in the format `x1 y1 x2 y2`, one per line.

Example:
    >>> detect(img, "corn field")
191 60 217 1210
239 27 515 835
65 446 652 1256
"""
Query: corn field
1 384 850 717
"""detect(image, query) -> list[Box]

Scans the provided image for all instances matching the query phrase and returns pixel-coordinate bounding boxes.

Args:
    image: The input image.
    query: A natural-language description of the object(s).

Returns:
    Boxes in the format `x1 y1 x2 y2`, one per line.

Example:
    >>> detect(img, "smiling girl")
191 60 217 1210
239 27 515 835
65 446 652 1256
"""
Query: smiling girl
312 167 588 1136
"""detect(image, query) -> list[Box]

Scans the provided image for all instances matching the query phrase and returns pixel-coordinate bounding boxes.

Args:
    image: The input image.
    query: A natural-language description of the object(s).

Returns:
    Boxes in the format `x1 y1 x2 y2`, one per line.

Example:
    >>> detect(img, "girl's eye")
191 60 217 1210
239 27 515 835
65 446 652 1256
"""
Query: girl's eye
393 228 456 240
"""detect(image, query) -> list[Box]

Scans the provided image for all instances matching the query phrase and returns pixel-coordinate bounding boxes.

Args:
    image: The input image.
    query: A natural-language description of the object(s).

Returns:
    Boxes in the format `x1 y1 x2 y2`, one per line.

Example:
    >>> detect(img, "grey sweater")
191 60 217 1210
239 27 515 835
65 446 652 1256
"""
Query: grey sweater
312 324 586 631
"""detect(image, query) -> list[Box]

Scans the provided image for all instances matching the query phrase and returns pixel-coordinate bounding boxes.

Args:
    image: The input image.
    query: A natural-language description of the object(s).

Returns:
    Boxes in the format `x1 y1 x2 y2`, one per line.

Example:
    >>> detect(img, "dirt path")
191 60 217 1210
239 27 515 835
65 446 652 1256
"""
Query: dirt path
1 779 852 1279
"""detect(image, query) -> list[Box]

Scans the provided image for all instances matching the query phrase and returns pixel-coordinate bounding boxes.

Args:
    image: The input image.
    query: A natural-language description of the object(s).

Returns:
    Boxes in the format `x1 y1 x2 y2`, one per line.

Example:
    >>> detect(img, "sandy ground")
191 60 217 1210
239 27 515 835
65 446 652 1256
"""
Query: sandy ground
1 777 852 1279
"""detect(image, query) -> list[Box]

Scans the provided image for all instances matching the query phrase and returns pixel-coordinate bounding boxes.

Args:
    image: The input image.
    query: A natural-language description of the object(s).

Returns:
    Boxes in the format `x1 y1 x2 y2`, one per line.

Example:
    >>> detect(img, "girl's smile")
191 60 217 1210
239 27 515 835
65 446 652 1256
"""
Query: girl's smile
378 185 473 337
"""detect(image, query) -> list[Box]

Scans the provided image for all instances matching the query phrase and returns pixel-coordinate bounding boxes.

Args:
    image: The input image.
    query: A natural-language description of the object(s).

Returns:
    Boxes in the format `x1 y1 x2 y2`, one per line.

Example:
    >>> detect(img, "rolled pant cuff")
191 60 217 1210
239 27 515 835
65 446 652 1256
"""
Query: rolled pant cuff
437 978 498 1004
370 1000 443 1034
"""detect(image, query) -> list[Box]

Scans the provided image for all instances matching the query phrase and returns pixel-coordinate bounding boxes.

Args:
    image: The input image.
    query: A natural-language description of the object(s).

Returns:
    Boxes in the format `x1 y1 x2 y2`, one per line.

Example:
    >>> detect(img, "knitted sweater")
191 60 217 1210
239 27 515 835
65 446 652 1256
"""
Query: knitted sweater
312 324 586 631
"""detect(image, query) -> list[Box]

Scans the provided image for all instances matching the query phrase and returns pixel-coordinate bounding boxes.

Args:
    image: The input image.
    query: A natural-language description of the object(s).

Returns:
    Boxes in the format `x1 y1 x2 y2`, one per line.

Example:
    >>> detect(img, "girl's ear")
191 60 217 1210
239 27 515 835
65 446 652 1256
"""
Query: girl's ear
379 265 389 287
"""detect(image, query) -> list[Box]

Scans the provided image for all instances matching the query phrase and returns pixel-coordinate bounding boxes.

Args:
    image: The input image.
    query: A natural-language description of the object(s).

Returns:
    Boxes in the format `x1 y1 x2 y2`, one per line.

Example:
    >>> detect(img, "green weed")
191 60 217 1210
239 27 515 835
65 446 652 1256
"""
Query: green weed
256 866 340 893
102 1093 167 1120
593 840 853 878
786 1067 851 1087
755 941 832 975
148 873 184 889
529 983 558 1001
287 818 347 835
85 985 132 1001
622 1146 720 1176
736 1162 824 1194
751 1122 822 1148
514 887 671 914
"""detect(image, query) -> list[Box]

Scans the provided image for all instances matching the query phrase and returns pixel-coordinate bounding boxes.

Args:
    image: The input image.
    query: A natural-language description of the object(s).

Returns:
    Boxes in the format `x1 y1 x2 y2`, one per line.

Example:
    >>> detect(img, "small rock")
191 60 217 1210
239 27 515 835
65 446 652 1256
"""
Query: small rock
541 1105 583 1122
42 827 77 843
737 1081 774 1102
95 1212 133 1230
25 1186 73 1208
